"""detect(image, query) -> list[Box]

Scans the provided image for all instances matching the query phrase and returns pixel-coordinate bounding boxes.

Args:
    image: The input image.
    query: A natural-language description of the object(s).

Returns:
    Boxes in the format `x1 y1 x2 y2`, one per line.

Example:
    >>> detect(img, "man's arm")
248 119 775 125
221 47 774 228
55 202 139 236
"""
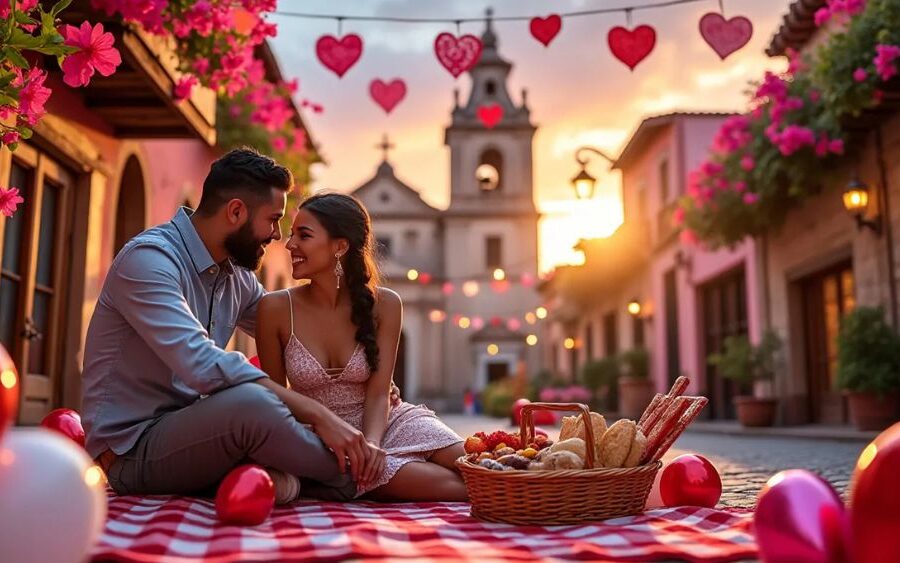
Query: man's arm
109 244 266 395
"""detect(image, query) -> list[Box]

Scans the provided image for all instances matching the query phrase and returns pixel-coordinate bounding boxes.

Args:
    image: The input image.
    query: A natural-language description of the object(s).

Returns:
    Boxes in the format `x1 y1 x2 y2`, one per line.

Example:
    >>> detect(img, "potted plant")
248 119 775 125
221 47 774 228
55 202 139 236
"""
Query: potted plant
618 348 655 419
580 358 620 413
837 307 900 431
708 330 782 427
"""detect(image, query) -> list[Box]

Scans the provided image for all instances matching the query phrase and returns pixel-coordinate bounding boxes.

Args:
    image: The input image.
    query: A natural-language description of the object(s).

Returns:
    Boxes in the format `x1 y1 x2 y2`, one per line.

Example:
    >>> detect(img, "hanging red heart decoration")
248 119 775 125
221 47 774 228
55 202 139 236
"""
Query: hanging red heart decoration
477 104 503 128
434 32 483 78
608 25 657 70
369 79 407 114
698 13 753 60
315 34 363 78
529 15 562 47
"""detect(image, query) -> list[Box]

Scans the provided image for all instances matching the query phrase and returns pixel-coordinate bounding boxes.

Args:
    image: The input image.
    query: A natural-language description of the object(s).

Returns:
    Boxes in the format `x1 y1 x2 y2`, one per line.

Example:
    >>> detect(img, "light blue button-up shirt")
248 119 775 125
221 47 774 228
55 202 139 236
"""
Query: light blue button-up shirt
81 208 268 458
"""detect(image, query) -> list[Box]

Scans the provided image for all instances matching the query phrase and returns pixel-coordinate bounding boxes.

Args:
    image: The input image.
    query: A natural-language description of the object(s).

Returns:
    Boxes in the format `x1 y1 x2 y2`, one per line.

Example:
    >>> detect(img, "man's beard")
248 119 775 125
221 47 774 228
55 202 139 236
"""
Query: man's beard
224 221 270 270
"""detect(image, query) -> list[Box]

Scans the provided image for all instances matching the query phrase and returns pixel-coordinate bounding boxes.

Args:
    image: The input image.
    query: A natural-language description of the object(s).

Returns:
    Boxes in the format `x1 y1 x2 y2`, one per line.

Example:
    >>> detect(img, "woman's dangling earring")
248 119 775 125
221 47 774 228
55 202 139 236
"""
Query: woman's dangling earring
334 253 344 289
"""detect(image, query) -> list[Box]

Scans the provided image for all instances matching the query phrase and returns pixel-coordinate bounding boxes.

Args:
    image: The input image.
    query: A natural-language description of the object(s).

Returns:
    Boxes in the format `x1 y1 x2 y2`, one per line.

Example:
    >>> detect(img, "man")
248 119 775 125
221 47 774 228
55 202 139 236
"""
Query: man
82 148 389 503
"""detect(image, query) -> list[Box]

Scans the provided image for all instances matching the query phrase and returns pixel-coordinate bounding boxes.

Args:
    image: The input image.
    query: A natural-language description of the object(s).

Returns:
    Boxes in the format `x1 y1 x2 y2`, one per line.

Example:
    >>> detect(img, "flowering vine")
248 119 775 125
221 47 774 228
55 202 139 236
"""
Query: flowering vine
677 0 899 248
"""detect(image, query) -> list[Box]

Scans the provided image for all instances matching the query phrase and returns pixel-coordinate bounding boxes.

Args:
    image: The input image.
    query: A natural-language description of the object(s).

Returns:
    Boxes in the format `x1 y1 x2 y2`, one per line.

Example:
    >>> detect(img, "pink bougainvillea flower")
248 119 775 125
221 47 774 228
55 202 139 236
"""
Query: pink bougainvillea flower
742 192 760 205
291 128 307 152
680 229 699 246
173 75 198 101
734 181 747 193
740 156 755 171
0 0 38 18
672 206 685 227
874 44 900 81
852 67 868 82
271 136 287 152
828 139 844 154
192 57 211 76
0 186 24 217
14 67 51 126
1 131 20 145
61 22 122 87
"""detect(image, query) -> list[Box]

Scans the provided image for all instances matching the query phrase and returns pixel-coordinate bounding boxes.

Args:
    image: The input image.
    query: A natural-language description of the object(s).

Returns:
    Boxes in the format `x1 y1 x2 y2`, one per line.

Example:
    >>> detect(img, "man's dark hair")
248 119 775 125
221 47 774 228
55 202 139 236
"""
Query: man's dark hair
196 148 293 216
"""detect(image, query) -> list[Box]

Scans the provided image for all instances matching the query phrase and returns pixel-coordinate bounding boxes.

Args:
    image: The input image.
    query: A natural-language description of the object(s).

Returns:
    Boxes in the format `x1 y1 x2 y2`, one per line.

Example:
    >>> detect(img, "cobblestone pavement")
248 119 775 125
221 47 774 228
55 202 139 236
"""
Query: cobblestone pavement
440 414 866 509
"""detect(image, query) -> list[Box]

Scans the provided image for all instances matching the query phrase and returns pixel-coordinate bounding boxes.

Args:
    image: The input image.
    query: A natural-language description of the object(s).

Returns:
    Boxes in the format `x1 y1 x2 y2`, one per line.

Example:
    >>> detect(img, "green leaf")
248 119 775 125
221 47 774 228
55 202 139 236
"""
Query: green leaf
18 128 32 139
0 93 17 106
14 11 37 26
8 27 44 49
50 0 73 18
3 47 29 69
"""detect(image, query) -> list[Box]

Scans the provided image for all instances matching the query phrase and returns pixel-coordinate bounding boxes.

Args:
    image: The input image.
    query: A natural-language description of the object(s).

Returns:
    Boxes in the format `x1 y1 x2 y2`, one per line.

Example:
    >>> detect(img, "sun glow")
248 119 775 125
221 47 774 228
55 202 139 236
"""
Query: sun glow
538 194 623 274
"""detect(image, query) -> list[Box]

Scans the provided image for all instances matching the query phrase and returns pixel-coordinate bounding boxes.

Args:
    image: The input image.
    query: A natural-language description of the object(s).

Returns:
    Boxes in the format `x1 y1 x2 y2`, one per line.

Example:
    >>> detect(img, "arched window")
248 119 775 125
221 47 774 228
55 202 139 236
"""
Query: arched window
476 148 503 193
485 80 496 96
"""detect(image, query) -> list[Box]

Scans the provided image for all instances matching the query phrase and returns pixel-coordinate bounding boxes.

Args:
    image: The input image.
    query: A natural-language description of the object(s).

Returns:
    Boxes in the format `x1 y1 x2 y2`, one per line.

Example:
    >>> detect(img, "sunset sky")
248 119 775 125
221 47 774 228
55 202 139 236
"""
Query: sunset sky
269 0 789 272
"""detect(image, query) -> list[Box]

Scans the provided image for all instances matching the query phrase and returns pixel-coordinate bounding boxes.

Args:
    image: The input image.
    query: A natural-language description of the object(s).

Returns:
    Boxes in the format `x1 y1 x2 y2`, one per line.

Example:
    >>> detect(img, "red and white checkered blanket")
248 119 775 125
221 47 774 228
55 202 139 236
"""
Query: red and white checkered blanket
92 493 757 562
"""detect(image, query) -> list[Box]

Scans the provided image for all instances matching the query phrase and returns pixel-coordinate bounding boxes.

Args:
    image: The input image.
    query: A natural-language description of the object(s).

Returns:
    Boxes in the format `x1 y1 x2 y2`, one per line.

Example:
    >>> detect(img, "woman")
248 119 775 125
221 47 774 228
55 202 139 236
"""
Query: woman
255 192 467 501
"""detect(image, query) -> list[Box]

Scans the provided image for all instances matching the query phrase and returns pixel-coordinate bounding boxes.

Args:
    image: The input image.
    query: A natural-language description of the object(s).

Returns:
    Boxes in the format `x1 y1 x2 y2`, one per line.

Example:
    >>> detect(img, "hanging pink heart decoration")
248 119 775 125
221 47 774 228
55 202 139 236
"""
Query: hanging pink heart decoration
529 15 562 47
434 32 483 78
369 79 407 114
315 34 363 78
608 25 657 70
477 104 503 129
699 13 753 60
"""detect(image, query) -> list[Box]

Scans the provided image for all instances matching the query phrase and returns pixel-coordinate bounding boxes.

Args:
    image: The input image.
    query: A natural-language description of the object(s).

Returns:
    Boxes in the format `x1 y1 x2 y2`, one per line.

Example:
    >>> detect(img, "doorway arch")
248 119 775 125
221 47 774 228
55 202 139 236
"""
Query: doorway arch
114 155 147 254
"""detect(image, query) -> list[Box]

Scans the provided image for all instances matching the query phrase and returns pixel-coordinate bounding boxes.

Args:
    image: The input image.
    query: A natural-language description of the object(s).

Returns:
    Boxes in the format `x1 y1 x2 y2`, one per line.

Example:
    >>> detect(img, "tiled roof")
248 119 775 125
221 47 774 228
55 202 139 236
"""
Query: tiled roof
765 0 827 57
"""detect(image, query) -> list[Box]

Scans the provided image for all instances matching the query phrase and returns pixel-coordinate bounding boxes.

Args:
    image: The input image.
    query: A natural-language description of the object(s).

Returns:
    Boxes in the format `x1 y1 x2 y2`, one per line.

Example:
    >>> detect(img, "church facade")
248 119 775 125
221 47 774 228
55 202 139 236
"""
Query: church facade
350 18 541 409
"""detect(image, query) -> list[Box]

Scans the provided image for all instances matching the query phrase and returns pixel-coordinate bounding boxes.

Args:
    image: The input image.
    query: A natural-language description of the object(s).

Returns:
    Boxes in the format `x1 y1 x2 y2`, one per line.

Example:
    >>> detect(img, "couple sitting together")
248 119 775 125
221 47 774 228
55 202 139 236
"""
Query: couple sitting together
81 148 467 504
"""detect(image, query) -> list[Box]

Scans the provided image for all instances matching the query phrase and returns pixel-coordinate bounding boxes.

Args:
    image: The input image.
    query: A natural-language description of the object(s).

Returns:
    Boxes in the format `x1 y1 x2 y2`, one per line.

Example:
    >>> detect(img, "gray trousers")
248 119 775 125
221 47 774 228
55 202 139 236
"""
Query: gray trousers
105 382 356 501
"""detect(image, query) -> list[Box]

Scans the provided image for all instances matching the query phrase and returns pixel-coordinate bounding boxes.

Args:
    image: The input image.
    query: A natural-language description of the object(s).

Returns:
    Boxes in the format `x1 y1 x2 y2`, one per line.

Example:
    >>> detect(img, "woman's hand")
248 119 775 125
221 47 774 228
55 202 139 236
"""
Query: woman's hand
359 441 387 491
314 409 370 480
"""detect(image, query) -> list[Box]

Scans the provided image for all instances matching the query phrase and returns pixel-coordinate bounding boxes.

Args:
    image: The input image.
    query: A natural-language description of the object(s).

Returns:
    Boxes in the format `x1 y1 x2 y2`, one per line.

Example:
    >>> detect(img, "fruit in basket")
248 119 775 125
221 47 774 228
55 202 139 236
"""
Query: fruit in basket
560 412 607 459
496 454 531 470
598 419 639 467
494 446 516 457
485 430 522 450
520 447 539 459
547 437 587 461
464 435 488 454
477 452 494 462
478 459 508 471
527 435 552 450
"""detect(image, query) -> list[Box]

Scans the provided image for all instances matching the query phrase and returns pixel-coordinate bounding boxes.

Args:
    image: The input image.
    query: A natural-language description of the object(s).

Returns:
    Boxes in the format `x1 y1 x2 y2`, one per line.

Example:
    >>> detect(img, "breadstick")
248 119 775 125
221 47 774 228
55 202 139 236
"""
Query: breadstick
641 396 691 464
650 397 708 462
638 393 664 428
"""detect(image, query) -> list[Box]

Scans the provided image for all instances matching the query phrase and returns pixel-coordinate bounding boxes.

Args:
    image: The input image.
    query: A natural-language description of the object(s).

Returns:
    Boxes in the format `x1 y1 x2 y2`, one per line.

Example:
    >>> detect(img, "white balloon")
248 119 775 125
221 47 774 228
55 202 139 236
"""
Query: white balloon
0 428 108 563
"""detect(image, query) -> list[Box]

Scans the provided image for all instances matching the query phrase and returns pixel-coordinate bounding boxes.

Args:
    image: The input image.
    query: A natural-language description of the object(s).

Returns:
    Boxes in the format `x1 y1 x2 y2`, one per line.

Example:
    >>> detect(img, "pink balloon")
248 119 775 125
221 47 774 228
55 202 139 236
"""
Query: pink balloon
511 398 530 425
215 465 275 526
849 422 900 563
40 408 85 448
660 454 722 508
754 469 849 563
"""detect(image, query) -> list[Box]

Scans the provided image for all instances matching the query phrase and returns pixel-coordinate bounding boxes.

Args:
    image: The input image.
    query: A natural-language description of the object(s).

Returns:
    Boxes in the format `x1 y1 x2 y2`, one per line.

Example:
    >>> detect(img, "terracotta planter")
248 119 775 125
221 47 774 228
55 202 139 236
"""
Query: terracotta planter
846 391 900 431
734 396 777 427
618 376 655 420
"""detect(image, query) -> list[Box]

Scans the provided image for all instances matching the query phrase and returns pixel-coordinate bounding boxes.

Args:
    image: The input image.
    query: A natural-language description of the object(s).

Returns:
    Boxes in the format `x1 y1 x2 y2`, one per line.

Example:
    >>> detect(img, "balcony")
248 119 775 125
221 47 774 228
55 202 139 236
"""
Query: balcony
656 201 679 248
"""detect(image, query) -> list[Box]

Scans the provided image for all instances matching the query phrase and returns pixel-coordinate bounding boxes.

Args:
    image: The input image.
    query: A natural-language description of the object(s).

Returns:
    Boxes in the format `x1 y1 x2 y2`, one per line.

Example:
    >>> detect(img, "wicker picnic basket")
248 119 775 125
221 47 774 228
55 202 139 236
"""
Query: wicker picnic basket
456 402 661 526
456 377 708 526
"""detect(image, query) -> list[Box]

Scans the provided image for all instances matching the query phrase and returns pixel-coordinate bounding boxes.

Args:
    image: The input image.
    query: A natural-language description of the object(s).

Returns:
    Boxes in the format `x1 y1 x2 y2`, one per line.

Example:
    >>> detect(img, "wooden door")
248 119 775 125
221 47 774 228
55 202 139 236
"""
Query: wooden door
700 267 749 420
0 146 75 423
802 262 854 424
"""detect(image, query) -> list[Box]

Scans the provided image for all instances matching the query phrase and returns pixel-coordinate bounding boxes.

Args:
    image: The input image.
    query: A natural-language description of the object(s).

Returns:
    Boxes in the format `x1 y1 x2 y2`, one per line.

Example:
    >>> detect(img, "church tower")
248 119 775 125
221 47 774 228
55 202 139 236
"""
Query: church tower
442 9 540 402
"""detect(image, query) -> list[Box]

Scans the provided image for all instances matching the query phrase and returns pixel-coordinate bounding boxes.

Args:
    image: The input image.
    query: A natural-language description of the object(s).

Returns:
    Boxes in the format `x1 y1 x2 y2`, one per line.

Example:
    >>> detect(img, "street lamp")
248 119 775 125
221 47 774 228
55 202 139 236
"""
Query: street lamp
842 176 882 235
571 146 616 200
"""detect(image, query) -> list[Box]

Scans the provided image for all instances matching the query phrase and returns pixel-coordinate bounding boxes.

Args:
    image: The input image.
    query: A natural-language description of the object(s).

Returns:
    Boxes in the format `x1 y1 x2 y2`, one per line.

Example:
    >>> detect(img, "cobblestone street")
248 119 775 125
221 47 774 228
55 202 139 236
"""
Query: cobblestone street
441 414 866 508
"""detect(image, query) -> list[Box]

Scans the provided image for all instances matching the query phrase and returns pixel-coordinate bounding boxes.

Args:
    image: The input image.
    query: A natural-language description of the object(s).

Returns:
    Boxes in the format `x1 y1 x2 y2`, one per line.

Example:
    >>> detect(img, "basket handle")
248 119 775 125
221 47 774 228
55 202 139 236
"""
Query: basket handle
520 402 596 469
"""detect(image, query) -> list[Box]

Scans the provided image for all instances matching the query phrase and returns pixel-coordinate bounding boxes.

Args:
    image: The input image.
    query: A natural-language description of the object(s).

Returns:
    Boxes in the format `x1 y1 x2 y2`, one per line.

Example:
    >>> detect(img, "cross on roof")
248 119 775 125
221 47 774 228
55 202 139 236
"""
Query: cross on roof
376 134 394 161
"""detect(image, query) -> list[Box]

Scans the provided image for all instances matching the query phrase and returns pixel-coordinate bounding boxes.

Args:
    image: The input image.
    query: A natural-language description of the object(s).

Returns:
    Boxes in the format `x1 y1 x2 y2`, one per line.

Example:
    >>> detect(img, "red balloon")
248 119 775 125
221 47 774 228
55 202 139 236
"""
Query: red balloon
849 422 900 563
659 454 722 508
755 469 849 563
215 465 275 526
39 408 85 448
511 398 530 425
0 344 18 442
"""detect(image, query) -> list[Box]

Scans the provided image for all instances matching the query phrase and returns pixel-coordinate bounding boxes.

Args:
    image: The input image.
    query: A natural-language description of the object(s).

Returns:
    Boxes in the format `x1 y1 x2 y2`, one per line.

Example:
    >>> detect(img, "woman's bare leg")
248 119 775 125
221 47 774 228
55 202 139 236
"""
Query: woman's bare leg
365 461 468 502
428 442 466 473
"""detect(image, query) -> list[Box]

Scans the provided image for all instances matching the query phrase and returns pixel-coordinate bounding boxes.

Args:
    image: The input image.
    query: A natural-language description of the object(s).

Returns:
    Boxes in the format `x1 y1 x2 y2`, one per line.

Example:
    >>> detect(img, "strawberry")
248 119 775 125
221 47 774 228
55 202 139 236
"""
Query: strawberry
464 435 488 454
